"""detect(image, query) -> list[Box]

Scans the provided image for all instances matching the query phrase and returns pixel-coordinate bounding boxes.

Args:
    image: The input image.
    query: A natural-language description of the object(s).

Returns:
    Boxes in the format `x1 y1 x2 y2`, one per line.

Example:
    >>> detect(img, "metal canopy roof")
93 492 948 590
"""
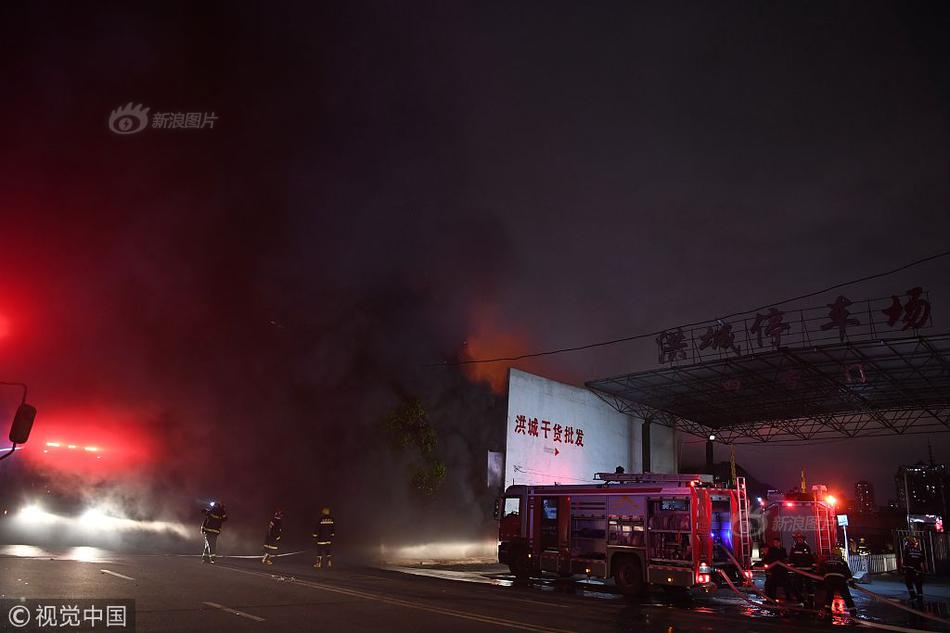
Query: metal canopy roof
586 334 950 444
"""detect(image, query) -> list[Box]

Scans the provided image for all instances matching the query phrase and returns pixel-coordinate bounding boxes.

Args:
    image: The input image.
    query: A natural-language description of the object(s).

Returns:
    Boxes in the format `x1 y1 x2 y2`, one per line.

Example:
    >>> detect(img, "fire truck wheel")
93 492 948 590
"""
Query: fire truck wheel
508 547 531 579
613 556 644 596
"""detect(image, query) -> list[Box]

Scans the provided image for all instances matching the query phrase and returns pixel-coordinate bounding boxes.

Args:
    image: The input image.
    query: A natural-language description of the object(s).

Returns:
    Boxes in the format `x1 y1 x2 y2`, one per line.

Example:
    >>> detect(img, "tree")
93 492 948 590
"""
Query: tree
382 396 445 496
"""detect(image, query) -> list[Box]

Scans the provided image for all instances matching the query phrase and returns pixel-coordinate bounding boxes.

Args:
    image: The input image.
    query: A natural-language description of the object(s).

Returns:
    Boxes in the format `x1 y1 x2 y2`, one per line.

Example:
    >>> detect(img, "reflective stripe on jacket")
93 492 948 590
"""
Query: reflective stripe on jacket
313 516 335 544
202 510 227 534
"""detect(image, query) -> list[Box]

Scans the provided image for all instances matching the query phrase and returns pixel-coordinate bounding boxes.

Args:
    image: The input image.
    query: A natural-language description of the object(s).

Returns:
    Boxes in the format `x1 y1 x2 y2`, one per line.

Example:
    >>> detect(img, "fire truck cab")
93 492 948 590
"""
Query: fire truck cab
498 472 752 594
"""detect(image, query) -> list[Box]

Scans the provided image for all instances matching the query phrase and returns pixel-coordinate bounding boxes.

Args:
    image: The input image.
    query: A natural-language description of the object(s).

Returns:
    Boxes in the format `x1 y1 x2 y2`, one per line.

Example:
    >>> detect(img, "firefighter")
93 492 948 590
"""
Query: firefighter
818 547 857 620
262 509 284 566
788 530 816 606
763 537 794 602
313 506 336 568
902 535 926 599
200 501 228 564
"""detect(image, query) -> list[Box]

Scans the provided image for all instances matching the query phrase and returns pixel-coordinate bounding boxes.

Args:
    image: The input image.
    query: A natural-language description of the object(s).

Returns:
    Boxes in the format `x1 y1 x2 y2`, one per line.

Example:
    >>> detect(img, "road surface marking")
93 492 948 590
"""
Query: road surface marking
216 565 576 633
202 601 266 622
100 569 135 581
498 596 569 609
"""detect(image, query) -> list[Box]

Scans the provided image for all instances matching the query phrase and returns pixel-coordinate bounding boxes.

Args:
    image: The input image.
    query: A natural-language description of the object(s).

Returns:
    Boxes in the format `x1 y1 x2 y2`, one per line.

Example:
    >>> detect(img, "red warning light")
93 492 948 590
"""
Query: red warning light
785 501 795 508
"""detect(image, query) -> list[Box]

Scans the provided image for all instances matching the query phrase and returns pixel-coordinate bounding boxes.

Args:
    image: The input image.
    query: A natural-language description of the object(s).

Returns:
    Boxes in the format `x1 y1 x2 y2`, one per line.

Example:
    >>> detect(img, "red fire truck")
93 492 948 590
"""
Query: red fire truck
497 472 753 594
762 485 839 558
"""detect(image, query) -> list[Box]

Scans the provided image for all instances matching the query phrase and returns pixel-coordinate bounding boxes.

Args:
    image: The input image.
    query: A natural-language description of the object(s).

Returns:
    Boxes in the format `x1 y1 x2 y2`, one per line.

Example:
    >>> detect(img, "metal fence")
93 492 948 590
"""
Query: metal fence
849 553 898 576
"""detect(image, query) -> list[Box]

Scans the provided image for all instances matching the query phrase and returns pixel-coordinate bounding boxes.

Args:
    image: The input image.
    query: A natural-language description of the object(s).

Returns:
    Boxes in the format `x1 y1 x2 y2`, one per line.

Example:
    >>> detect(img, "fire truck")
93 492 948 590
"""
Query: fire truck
497 472 753 594
761 485 839 558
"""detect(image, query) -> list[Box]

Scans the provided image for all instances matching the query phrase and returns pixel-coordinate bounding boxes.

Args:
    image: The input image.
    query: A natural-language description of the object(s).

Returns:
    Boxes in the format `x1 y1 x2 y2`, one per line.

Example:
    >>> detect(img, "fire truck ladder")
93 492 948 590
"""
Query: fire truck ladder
735 476 752 569
814 502 834 558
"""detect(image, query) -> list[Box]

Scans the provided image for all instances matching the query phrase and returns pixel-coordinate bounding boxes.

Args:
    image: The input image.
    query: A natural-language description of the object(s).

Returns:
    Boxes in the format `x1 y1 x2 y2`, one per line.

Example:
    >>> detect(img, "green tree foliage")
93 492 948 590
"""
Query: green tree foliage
410 460 447 497
382 396 445 496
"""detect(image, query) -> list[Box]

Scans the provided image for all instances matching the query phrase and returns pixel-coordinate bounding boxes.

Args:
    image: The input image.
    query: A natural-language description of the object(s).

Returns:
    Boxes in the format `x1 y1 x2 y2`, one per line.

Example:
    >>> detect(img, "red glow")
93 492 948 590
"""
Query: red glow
825 495 837 506
832 595 847 614
0 313 9 339
461 320 533 393
460 302 581 394
785 501 795 507
21 406 155 478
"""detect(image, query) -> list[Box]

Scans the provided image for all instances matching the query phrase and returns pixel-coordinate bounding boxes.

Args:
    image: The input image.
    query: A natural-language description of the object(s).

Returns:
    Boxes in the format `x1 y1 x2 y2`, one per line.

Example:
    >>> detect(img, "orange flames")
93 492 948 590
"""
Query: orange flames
460 304 548 394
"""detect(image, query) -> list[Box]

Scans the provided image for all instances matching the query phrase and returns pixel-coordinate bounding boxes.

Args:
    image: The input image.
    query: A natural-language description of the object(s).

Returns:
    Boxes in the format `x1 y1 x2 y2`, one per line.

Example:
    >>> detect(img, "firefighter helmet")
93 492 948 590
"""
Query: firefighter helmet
321 506 331 516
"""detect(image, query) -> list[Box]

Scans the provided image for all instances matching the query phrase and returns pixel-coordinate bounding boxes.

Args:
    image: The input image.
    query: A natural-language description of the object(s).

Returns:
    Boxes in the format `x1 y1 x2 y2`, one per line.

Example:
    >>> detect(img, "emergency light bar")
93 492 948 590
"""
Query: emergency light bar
44 442 104 457
46 442 102 452
594 472 714 485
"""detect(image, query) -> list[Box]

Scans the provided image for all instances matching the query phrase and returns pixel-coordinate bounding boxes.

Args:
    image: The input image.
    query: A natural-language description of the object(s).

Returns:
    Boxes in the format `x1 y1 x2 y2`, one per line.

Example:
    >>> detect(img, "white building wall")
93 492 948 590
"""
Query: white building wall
503 369 676 487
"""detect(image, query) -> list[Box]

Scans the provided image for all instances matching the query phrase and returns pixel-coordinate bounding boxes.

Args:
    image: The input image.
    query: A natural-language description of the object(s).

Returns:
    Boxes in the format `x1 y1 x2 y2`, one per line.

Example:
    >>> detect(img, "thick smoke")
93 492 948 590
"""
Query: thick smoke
0 194 512 557
0 3 513 557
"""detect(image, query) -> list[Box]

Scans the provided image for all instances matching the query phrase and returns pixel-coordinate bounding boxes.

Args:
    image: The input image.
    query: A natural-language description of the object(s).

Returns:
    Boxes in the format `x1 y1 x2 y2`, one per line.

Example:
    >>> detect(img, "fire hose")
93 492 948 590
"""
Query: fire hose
713 545 950 627
716 569 945 633
772 561 950 626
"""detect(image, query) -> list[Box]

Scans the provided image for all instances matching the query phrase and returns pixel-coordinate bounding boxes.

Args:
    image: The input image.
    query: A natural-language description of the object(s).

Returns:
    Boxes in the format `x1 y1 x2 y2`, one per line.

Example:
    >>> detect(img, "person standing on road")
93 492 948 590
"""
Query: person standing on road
763 537 793 602
262 509 284 566
818 547 857 620
313 507 336 569
201 501 228 564
789 531 816 606
902 536 926 599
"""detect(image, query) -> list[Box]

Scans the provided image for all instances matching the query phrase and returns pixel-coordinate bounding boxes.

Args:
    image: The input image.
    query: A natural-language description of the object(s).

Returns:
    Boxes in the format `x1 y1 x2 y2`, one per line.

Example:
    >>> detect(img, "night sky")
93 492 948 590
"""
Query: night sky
2 1 949 543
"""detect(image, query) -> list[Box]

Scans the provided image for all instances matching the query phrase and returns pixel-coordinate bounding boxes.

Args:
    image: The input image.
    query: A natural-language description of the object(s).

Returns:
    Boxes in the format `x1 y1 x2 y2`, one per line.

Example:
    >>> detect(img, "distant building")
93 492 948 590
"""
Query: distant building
895 462 949 517
855 480 876 513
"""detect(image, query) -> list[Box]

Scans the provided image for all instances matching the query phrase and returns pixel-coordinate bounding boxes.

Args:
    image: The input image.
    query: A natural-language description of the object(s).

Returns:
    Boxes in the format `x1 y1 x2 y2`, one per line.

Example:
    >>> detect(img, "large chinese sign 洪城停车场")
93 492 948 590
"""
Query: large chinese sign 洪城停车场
656 287 933 365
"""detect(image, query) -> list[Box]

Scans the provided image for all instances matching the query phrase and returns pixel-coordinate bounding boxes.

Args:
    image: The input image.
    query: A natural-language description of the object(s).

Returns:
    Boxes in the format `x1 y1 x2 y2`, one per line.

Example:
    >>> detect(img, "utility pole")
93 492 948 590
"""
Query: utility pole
903 467 912 532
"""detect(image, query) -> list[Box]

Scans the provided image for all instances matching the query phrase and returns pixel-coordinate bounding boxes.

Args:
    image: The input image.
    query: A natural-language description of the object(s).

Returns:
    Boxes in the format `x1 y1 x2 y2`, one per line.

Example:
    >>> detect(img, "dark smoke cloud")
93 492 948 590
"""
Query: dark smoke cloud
0 1 512 554
3 1 950 550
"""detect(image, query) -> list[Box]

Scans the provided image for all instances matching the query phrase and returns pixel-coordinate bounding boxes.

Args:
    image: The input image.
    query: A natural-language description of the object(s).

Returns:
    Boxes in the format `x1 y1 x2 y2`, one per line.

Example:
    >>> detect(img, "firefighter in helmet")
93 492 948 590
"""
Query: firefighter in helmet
200 501 228 564
902 535 926 599
818 547 857 619
262 509 284 566
313 507 336 568
788 530 816 606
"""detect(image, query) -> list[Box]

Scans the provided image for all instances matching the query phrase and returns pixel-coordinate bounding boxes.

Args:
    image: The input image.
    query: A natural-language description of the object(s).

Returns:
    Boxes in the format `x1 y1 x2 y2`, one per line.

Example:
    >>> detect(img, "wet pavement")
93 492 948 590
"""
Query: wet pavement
388 562 950 632
2 547 949 632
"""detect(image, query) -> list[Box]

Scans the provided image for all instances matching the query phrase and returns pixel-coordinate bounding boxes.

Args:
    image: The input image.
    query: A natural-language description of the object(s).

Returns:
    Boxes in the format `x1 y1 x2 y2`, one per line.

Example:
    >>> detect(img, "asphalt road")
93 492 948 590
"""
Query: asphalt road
1 549 947 633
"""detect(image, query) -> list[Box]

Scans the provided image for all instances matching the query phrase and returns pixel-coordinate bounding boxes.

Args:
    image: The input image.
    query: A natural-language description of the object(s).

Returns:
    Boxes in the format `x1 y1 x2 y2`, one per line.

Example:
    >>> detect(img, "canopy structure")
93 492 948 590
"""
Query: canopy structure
586 334 950 444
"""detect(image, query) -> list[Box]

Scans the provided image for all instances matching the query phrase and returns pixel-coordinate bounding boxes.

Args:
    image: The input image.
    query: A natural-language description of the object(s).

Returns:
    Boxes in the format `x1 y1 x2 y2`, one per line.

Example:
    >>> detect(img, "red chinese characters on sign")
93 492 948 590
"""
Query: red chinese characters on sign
656 328 688 363
750 308 790 348
541 419 551 439
515 415 526 434
821 295 860 342
698 322 740 355
512 415 583 449
882 287 931 330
